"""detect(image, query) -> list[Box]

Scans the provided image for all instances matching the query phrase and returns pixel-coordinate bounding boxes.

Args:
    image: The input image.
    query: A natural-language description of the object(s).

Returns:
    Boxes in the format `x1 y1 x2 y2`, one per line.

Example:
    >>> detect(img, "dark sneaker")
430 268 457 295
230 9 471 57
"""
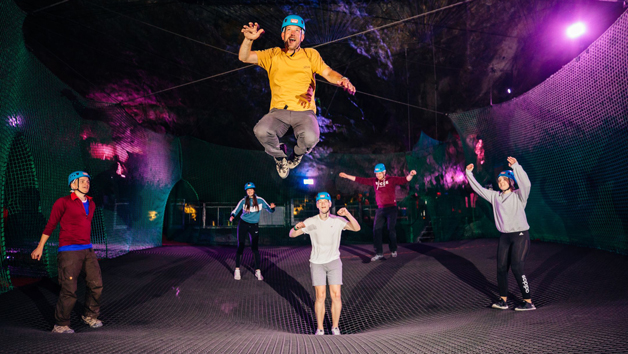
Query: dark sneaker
275 158 289 179
491 298 508 310
314 329 325 335
515 302 536 311
82 315 103 328
286 152 303 169
52 325 74 334
370 254 385 262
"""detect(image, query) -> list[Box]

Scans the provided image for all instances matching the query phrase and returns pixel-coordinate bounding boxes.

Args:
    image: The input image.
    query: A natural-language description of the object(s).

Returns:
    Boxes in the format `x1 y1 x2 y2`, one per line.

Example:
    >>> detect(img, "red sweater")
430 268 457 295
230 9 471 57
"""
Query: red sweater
354 176 408 208
43 193 95 247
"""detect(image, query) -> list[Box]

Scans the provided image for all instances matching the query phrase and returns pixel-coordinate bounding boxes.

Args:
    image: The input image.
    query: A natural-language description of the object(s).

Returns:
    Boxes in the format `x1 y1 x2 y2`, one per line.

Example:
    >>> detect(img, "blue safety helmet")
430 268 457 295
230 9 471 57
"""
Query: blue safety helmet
281 15 306 33
244 182 256 191
316 192 331 202
374 163 386 173
68 171 91 187
497 170 517 185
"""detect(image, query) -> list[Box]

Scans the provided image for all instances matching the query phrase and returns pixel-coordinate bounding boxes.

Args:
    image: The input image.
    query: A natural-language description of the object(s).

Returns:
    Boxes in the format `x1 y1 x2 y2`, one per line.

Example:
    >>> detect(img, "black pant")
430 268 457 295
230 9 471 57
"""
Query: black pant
373 206 398 255
56 248 103 326
236 220 260 269
497 230 531 300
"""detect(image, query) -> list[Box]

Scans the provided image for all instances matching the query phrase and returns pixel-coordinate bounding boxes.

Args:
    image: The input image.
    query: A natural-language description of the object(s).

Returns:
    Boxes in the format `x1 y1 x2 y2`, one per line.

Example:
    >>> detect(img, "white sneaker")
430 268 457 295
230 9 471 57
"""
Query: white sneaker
314 329 325 335
82 315 103 328
52 325 74 334
371 254 385 262
255 269 264 281
391 251 398 258
331 327 341 335
234 269 241 280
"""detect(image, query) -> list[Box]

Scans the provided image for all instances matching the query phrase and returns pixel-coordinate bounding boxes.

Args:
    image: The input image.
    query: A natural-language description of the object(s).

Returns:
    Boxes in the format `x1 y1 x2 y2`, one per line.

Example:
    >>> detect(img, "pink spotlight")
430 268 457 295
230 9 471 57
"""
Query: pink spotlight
566 22 586 39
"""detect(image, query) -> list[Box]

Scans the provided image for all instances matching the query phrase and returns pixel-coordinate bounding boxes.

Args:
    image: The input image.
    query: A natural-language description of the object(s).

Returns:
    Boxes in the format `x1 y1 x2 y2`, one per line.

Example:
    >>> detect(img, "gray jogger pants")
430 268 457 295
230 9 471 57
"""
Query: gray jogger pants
253 108 320 158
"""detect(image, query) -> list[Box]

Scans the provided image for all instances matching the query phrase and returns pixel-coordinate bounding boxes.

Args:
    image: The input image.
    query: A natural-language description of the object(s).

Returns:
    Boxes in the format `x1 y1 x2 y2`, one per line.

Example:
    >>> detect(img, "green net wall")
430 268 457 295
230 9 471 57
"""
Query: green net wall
449 11 628 254
0 1 179 293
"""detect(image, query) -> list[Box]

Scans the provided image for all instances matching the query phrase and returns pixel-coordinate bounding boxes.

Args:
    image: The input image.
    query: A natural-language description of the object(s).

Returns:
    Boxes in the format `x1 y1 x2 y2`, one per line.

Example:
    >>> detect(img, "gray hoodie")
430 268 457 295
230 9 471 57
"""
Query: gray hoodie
465 162 531 233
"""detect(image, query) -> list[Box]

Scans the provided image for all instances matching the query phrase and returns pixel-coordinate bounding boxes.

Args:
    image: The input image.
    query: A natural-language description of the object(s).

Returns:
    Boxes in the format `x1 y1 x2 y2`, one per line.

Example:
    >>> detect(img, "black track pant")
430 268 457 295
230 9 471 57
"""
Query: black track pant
373 206 398 255
236 220 260 269
497 230 532 300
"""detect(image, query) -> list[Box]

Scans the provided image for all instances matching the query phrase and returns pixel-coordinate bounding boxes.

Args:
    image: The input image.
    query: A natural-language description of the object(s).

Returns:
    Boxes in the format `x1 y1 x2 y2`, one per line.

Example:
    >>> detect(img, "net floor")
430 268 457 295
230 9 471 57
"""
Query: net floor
1 239 627 353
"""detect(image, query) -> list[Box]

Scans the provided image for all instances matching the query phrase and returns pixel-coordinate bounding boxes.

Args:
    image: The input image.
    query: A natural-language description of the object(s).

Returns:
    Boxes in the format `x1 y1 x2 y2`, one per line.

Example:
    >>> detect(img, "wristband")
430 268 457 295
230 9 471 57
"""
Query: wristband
293 225 299 231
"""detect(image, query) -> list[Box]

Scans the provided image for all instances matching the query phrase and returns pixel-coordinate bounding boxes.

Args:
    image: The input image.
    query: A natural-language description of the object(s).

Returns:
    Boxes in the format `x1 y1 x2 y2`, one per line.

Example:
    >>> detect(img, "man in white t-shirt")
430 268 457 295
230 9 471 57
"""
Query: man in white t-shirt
289 191 361 335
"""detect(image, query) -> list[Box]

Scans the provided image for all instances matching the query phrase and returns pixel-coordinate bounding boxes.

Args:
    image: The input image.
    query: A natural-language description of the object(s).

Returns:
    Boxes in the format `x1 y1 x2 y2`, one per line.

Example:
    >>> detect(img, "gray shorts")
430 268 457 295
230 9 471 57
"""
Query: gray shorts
310 258 343 287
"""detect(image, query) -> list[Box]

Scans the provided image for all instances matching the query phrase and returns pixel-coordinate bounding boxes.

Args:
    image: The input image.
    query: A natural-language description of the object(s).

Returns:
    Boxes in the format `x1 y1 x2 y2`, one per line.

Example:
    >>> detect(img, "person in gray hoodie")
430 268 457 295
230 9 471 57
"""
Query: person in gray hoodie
466 156 536 311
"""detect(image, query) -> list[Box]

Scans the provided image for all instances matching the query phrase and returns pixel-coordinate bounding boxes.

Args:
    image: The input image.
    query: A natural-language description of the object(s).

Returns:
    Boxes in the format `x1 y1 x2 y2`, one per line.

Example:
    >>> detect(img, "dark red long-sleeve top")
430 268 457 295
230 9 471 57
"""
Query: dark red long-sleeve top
43 193 95 247
354 176 408 209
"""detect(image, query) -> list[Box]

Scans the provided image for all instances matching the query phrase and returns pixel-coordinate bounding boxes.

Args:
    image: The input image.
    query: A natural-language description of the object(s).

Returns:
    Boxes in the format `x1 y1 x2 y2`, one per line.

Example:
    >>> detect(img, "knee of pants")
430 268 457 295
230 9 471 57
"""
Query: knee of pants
300 131 319 148
236 245 245 255
253 123 272 140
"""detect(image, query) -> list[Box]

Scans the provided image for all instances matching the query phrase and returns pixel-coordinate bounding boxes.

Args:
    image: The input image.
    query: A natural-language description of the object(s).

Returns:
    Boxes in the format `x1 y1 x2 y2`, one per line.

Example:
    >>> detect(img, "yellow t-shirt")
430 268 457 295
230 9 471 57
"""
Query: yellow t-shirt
255 47 330 113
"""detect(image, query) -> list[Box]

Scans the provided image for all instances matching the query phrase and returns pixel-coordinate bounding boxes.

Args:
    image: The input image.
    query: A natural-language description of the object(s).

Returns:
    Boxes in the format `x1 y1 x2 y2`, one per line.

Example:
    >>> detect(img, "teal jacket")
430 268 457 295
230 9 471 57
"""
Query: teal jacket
231 196 275 224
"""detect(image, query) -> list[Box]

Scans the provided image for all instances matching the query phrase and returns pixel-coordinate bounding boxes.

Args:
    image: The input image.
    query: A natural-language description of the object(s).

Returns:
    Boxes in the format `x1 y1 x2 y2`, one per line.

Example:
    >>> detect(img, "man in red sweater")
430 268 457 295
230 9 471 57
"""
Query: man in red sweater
339 163 416 261
31 171 103 333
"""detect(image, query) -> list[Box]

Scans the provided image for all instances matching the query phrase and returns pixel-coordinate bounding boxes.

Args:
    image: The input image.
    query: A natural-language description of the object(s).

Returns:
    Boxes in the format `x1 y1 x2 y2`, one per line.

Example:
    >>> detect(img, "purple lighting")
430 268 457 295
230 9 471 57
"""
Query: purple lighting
566 22 586 39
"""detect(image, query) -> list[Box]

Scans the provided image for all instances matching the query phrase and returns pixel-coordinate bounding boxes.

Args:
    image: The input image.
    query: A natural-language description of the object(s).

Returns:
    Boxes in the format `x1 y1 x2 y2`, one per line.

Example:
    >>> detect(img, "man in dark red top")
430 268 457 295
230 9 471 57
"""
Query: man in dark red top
31 171 103 333
339 163 416 261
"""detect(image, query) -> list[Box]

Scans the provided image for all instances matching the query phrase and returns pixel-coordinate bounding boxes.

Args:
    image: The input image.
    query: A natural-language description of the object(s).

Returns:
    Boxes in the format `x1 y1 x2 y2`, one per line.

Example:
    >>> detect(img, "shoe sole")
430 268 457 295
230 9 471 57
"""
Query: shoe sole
514 307 536 311
491 305 509 310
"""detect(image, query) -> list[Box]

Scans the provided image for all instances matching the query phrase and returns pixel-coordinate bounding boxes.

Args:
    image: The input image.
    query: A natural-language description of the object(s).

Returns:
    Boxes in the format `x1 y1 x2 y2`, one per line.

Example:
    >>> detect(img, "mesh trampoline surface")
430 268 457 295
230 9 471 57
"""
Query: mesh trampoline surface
0 239 627 353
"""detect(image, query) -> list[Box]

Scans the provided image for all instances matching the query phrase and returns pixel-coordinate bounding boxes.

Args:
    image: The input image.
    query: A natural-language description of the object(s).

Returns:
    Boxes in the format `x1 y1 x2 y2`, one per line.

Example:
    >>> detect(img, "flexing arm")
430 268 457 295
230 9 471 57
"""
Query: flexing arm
465 164 496 202
406 170 417 182
239 22 264 64
338 208 360 232
321 67 356 95
339 172 356 182
289 222 306 237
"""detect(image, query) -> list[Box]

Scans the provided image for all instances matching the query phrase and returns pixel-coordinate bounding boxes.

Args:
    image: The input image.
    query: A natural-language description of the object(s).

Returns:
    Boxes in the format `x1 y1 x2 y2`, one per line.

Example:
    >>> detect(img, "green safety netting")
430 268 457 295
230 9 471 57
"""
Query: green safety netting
2 0 627 296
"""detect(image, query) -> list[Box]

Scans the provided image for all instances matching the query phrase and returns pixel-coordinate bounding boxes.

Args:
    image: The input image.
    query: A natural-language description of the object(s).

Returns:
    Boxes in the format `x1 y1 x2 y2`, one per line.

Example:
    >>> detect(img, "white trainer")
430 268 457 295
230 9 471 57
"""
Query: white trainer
234 269 241 280
255 269 264 281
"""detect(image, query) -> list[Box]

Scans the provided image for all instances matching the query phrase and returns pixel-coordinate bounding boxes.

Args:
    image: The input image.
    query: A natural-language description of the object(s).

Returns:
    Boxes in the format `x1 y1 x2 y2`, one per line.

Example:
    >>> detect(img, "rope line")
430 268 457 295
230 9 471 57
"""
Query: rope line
93 0 473 111
87 2 238 56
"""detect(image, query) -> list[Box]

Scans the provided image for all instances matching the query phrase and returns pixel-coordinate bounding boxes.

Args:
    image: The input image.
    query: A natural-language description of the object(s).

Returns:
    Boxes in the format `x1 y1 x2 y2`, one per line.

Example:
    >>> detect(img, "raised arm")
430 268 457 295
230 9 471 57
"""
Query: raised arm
465 164 497 202
337 208 360 232
239 22 264 64
406 170 417 182
508 157 531 204
321 67 356 95
289 222 306 238
339 172 356 182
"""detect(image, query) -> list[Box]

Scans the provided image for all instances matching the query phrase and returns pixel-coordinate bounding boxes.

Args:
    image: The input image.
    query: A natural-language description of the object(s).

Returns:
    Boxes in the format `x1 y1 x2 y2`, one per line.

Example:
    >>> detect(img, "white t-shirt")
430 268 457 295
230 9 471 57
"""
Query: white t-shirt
302 214 348 264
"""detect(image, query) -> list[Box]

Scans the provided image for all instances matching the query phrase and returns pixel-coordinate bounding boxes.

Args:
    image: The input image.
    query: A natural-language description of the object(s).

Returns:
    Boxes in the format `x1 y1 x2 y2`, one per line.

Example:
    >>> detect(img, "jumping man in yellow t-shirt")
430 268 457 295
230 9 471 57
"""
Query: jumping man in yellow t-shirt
239 15 356 179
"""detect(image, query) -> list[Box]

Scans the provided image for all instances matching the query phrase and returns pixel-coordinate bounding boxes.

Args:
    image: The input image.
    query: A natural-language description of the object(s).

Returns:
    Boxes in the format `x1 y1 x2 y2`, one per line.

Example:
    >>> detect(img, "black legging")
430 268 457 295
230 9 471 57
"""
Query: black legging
497 230 531 300
235 220 260 269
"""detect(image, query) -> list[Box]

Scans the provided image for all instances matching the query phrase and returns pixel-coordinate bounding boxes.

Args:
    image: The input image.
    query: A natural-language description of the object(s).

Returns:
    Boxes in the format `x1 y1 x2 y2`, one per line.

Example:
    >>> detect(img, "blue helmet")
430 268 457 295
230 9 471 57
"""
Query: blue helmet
498 170 517 184
374 163 386 173
244 182 256 191
68 171 91 187
281 15 306 32
316 192 331 202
